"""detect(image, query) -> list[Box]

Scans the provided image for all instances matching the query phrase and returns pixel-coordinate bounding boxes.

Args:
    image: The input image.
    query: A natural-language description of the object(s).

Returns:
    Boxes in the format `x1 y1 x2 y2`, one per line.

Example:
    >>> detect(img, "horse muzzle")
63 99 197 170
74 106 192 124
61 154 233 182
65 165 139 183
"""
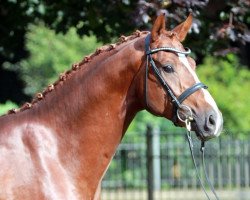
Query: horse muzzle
192 109 223 141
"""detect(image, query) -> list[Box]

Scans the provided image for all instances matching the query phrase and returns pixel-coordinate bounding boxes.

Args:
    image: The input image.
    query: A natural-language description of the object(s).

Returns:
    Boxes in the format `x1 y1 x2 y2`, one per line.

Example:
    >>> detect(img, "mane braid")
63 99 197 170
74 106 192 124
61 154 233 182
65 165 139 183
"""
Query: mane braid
7 30 149 115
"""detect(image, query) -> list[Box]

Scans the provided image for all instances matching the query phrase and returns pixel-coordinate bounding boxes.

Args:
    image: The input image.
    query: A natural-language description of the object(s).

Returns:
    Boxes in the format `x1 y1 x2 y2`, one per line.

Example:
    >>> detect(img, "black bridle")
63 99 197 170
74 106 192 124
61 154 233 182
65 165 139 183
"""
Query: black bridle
144 34 220 200
144 34 208 123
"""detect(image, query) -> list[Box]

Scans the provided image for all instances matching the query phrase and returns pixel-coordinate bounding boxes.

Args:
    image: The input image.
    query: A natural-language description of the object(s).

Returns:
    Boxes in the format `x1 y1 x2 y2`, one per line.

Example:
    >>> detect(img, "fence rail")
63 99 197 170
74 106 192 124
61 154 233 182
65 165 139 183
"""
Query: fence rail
101 126 250 200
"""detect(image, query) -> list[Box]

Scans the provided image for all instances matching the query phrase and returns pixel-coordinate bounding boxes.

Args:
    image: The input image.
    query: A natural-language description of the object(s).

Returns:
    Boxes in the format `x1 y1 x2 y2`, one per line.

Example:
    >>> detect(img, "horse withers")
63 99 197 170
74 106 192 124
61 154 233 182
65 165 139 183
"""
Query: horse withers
0 14 223 199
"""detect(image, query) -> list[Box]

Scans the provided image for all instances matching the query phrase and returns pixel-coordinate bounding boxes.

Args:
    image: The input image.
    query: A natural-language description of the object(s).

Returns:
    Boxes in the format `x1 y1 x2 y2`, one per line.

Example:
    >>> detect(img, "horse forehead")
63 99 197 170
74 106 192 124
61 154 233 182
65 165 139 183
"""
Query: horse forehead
157 34 184 49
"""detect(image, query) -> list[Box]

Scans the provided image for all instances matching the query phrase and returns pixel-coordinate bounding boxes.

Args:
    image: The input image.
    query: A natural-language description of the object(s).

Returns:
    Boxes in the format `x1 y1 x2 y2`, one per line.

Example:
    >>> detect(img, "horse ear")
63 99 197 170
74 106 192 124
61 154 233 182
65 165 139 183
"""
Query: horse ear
151 14 166 42
172 13 193 42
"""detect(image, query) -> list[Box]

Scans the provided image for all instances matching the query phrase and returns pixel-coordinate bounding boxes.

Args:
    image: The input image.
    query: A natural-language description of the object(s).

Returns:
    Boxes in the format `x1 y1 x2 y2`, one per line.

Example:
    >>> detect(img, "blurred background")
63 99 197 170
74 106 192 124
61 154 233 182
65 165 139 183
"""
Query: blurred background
0 0 250 199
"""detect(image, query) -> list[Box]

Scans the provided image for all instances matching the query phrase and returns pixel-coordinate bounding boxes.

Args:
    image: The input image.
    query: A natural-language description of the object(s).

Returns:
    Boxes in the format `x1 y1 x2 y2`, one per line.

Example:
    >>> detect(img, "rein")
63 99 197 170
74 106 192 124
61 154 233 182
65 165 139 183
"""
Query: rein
185 119 220 200
144 34 220 199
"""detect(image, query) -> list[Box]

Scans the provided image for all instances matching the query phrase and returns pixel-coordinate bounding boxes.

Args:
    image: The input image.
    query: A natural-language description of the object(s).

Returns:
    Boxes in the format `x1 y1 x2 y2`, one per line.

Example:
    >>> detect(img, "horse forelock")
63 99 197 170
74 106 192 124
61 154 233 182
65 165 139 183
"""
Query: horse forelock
6 30 149 116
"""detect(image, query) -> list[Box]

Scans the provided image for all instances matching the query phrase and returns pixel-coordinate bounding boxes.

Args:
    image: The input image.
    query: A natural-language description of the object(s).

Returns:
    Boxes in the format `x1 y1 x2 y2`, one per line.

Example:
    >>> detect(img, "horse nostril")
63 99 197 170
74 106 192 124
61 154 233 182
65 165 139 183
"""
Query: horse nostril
204 113 216 132
209 115 215 126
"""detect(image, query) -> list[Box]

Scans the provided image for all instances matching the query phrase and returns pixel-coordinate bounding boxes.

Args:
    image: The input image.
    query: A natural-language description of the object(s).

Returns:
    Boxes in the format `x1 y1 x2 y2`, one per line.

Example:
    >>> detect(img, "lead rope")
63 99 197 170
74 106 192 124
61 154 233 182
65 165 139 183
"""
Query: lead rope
201 142 220 200
185 119 220 200
185 119 211 200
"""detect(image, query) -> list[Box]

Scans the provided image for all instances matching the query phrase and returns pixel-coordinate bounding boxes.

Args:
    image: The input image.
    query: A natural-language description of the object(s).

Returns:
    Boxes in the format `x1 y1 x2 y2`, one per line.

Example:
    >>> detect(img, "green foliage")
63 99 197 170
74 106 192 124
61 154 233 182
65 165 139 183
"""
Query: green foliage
0 101 17 115
1 1 249 105
197 54 250 134
5 25 101 96
127 111 180 135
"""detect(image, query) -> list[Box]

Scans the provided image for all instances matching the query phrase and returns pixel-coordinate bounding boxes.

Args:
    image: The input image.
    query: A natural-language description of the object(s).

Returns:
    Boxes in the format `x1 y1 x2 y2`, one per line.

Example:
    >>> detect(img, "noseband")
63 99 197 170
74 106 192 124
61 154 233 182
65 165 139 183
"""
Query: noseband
144 34 208 123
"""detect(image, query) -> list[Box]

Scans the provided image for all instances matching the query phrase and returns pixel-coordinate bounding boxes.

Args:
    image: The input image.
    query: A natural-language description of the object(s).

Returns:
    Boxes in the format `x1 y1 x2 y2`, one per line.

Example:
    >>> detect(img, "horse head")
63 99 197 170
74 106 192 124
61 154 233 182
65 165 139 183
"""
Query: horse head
139 14 223 141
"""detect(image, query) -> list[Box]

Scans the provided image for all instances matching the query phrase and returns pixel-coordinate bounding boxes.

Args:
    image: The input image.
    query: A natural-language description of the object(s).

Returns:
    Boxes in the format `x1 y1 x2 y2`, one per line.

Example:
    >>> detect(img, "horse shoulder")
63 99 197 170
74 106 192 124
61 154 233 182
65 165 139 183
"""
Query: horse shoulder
0 120 78 199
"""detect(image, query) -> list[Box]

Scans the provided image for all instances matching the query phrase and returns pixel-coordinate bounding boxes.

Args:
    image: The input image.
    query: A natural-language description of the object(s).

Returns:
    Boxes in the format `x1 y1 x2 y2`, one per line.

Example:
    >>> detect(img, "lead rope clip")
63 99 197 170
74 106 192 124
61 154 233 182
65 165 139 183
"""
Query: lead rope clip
185 119 193 148
185 118 192 131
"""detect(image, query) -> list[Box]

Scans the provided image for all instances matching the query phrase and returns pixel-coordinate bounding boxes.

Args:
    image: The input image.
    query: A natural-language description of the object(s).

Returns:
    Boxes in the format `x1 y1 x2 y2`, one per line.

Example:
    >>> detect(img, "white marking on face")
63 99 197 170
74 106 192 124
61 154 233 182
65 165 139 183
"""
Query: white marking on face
177 53 223 136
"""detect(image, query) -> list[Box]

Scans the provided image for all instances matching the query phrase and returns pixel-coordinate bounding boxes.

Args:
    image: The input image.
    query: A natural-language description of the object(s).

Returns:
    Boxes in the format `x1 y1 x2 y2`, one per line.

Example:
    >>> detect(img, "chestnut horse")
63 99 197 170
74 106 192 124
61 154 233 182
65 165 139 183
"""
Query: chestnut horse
0 14 223 199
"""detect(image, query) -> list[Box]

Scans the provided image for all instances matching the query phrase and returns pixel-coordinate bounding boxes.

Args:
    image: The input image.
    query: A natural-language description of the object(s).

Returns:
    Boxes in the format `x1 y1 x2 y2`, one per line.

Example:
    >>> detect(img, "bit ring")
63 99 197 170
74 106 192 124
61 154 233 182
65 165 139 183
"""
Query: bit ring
177 104 193 122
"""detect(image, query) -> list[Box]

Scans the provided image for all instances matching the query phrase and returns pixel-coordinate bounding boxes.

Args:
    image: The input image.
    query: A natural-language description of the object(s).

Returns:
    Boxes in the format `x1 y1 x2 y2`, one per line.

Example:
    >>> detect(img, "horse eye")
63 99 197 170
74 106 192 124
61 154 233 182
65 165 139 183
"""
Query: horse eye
163 64 174 73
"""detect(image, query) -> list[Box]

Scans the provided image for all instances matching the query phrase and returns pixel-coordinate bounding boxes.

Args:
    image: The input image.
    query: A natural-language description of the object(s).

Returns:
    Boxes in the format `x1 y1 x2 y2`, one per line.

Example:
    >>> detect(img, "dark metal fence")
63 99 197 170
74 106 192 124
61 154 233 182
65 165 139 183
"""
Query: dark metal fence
101 126 250 200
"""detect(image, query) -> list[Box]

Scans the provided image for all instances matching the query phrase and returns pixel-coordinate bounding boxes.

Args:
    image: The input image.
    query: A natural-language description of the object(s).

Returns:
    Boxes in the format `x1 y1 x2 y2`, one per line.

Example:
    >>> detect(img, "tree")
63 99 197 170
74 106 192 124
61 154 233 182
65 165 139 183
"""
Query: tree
4 24 101 96
0 0 138 103
1 0 249 104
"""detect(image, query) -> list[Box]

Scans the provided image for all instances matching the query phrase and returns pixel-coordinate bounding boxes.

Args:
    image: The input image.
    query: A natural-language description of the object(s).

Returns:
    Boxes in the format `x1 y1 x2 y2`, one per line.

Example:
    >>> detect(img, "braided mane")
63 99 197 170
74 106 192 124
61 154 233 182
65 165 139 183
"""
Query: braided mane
7 30 149 115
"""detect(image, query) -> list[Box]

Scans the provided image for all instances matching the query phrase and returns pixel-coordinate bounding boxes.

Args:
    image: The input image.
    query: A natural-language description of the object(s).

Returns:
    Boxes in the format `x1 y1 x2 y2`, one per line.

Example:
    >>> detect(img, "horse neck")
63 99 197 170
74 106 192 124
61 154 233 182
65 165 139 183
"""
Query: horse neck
37 37 145 133
27 35 146 196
